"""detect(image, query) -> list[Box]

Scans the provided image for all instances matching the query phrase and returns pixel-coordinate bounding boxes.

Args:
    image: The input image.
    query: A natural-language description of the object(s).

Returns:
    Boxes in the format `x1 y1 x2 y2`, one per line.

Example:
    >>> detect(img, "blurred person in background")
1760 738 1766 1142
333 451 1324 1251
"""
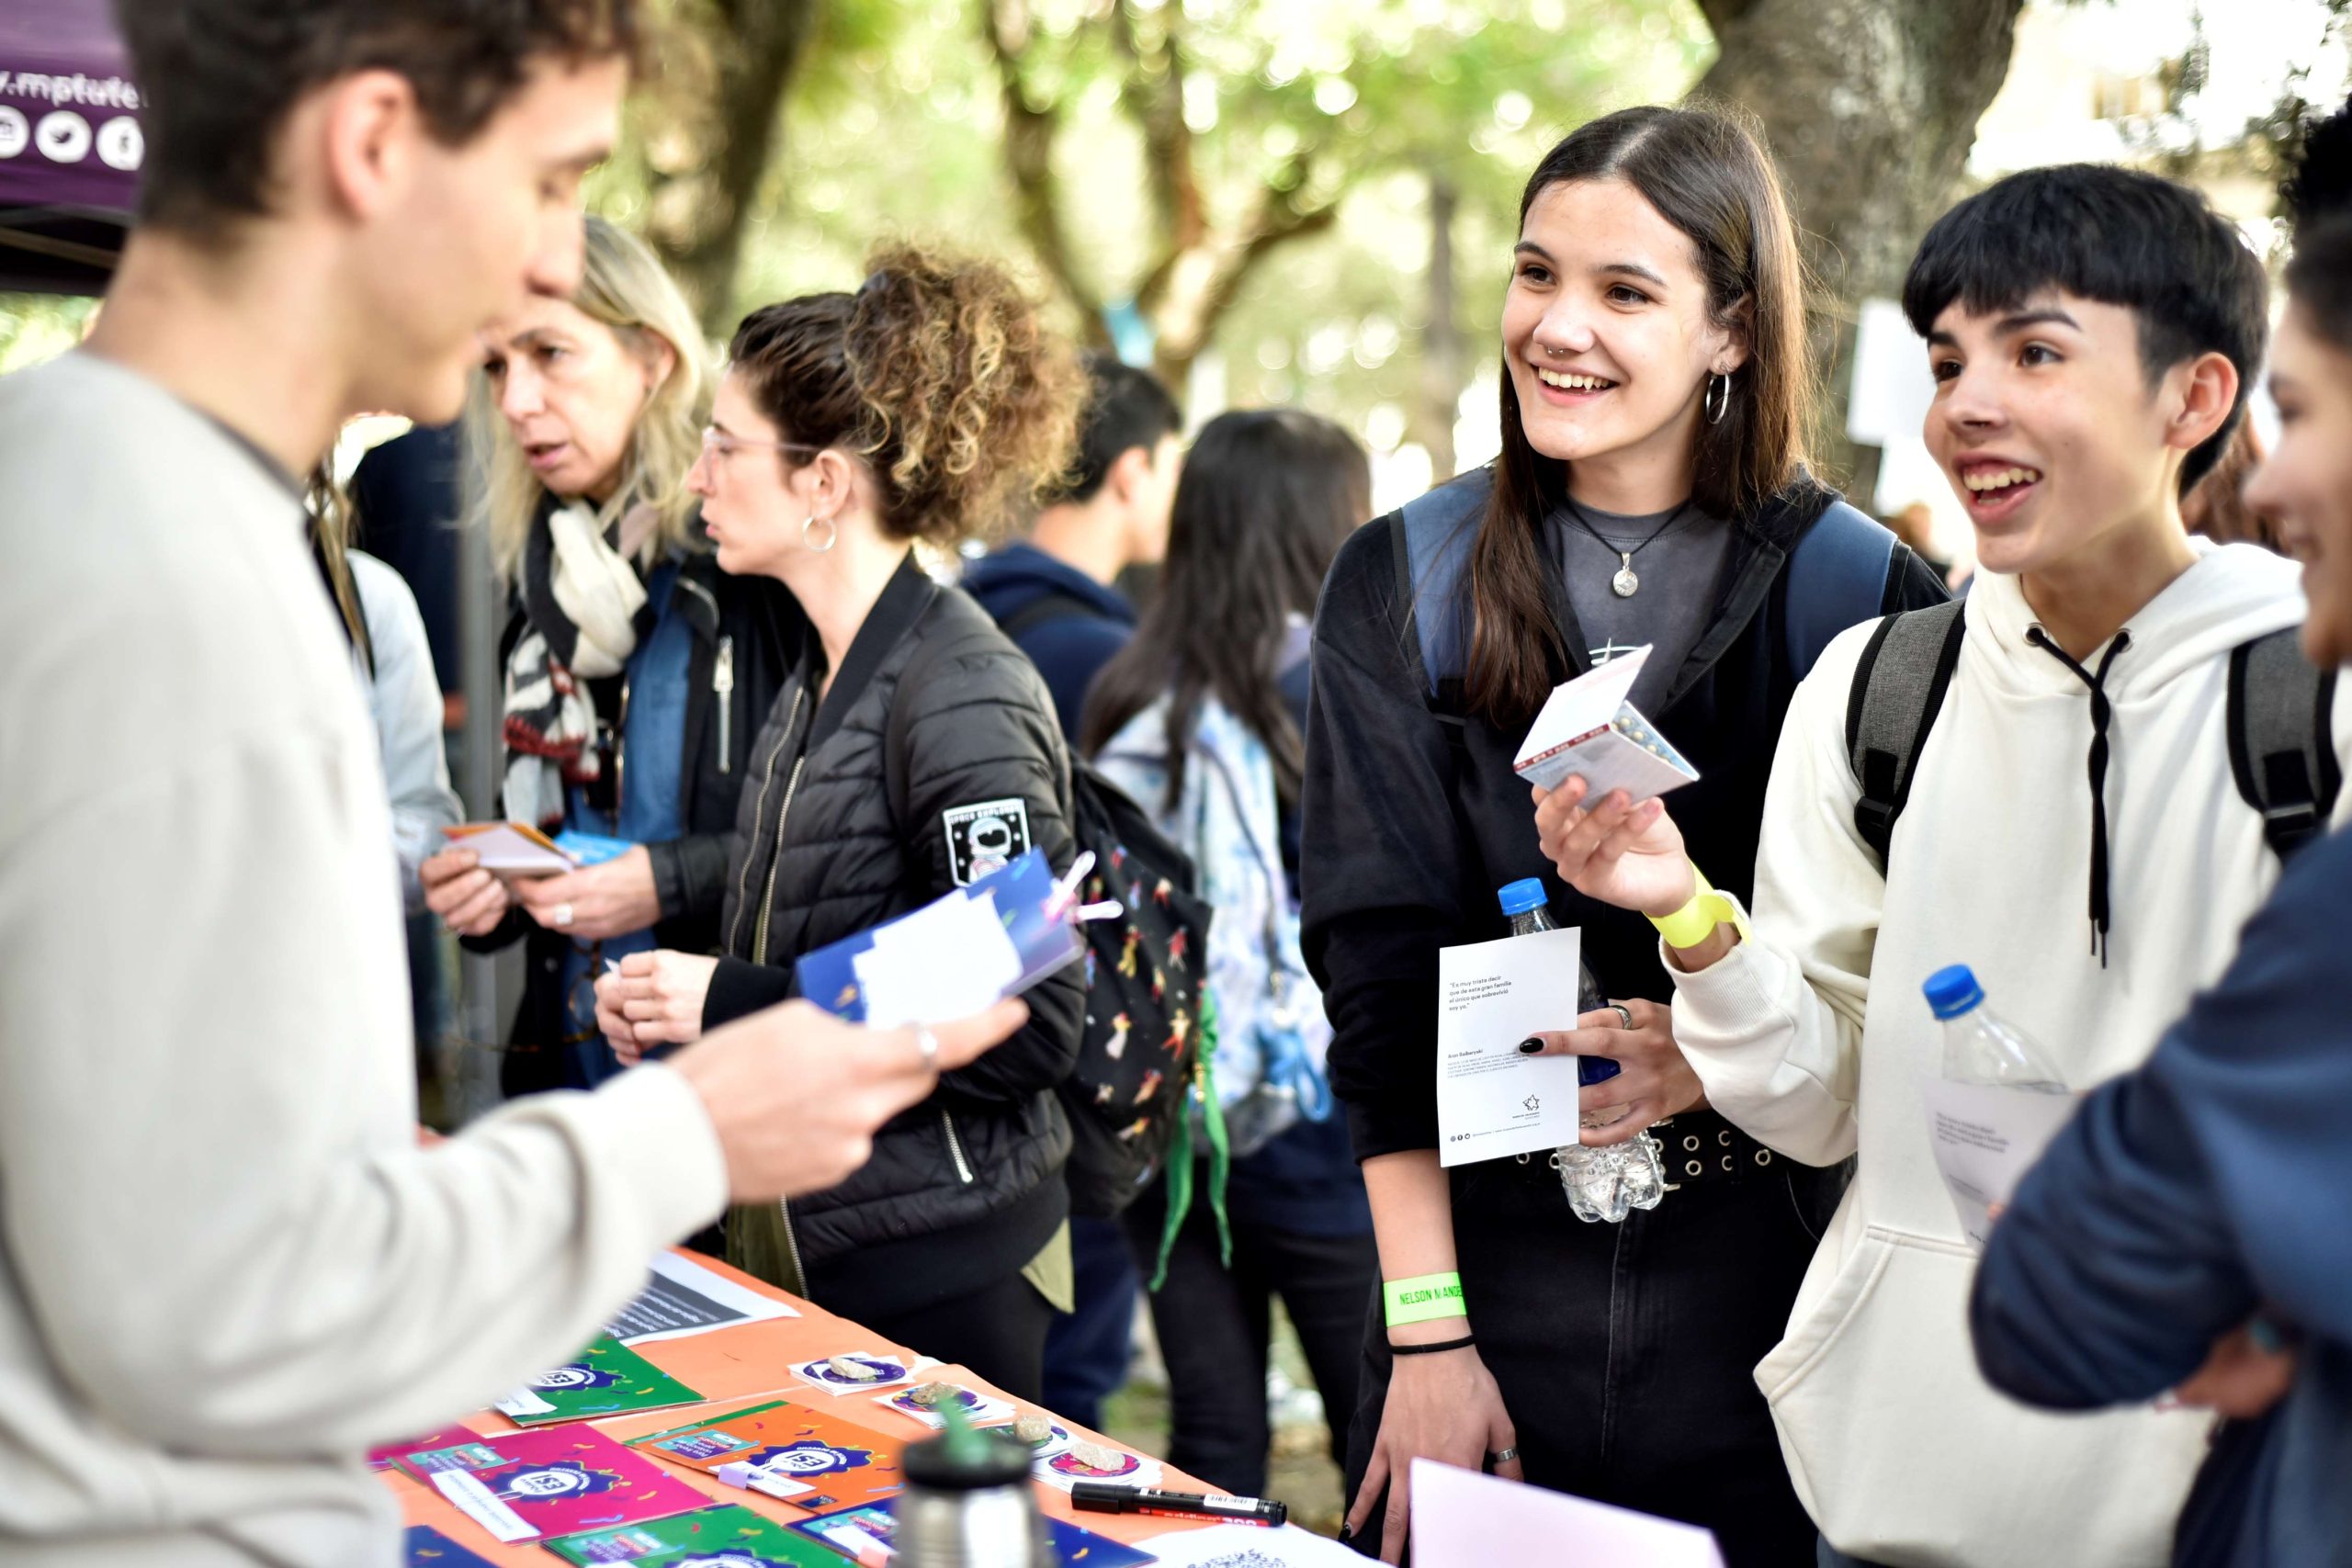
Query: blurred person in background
311 468 465 909
963 349 1184 1432
419 214 799 1094
1084 408 1380 1499
2182 419 2282 553
594 248 1089 1399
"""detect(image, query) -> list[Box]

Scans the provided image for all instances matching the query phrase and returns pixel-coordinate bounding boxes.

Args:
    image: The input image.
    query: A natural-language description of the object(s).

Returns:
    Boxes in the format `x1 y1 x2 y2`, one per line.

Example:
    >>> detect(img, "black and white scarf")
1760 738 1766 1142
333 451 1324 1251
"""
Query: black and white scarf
502 501 657 828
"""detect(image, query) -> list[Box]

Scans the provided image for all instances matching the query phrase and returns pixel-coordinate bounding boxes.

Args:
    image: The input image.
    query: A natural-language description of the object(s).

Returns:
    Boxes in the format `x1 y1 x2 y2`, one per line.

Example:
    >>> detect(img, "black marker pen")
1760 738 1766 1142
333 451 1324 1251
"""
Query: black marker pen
1069 1481 1288 1528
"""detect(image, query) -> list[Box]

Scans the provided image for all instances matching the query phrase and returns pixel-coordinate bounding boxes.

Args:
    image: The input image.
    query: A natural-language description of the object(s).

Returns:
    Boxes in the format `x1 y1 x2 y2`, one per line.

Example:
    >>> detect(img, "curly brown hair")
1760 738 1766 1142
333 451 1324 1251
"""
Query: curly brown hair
726 244 1084 545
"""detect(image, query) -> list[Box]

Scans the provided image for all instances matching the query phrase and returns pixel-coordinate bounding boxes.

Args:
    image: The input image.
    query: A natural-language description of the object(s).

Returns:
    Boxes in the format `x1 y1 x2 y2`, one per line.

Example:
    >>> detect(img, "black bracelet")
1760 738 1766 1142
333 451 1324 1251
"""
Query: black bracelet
1388 1334 1476 1357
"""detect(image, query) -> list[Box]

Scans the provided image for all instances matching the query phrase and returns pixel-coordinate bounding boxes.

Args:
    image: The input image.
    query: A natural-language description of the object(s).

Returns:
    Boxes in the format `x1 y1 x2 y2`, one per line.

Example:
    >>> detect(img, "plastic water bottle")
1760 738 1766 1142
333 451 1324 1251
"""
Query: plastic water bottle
1497 879 1667 1224
1925 964 2069 1091
1920 964 2073 1246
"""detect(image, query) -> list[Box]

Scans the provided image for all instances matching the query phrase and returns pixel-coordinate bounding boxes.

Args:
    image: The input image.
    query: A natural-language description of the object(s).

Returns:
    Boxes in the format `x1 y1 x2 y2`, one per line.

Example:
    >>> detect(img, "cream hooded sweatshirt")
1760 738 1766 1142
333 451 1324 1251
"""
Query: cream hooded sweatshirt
0 355 728 1566
1668 540 2352 1568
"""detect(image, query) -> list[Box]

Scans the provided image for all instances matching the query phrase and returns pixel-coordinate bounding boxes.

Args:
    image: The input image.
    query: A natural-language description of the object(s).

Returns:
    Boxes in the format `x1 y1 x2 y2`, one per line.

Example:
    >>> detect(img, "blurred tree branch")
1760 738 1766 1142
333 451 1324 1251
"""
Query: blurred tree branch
979 0 1352 385
640 0 822 335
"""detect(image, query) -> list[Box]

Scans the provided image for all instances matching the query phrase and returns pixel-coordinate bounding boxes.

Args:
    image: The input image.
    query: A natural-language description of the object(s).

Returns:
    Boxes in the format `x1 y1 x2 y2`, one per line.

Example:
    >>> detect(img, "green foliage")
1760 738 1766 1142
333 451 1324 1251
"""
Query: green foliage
599 0 1708 446
0 294 98 377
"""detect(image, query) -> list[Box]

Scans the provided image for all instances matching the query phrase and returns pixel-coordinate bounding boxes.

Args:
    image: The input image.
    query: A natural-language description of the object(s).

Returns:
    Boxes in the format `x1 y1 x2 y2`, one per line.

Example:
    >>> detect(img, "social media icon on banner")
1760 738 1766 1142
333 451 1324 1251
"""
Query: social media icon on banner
96 116 142 172
0 107 28 159
36 110 91 164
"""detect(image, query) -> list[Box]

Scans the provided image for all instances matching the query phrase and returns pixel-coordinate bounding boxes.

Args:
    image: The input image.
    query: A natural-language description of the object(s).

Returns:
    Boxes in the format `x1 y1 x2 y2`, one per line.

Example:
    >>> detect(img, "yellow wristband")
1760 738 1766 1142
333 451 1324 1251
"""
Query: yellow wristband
1383 1272 1467 1326
1647 865 1751 950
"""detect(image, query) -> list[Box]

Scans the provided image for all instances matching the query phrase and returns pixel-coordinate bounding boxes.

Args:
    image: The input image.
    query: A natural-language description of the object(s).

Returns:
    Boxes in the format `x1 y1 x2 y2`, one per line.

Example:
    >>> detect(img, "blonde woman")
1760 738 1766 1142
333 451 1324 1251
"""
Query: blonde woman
421 216 801 1093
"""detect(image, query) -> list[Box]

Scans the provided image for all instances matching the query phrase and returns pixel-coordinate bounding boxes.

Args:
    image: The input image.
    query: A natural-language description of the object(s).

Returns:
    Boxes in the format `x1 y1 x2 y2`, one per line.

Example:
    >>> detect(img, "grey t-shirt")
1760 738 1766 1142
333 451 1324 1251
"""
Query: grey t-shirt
1551 499 1735 715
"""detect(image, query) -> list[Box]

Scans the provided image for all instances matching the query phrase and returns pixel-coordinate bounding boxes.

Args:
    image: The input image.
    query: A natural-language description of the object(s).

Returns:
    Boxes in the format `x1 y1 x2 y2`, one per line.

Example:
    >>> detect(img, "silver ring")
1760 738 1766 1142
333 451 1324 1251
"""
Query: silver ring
914 1027 940 1069
1608 1003 1633 1031
1487 1446 1520 1464
551 902 575 929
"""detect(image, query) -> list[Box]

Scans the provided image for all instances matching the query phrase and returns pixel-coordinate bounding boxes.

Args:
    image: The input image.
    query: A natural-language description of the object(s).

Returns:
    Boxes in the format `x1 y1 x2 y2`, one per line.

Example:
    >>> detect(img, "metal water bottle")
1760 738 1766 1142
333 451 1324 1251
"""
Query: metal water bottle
893 1403 1053 1568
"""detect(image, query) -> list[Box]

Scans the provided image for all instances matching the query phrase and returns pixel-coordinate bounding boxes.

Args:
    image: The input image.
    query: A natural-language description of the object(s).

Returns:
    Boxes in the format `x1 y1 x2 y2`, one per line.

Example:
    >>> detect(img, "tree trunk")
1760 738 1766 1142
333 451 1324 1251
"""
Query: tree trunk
1695 0 2023 501
647 0 821 337
1416 171 1463 481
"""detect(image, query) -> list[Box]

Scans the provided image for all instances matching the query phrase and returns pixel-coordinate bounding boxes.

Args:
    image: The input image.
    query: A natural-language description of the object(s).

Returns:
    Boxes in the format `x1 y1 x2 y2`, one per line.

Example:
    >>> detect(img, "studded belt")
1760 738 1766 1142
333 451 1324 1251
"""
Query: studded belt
1651 1109 1780 1189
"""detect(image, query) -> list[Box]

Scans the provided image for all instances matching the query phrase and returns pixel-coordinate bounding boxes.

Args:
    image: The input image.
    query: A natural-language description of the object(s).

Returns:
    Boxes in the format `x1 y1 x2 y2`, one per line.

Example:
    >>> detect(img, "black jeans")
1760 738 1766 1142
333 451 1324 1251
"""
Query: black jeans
1342 1120 1843 1568
1124 1171 1382 1497
853 1268 1055 1405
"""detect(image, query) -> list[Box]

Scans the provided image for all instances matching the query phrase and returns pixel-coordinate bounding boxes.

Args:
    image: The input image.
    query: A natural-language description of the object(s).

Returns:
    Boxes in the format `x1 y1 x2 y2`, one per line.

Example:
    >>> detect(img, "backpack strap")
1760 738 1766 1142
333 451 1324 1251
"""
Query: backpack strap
1783 501 1904 678
1389 468 1495 699
1843 600 1969 865
998 588 1102 645
2227 626 2342 863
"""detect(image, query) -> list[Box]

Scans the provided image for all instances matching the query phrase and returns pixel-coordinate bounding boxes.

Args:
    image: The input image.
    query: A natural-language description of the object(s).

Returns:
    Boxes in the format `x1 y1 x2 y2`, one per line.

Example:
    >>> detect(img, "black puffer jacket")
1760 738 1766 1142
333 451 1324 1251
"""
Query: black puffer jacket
469 547 803 1096
702 553 1084 1313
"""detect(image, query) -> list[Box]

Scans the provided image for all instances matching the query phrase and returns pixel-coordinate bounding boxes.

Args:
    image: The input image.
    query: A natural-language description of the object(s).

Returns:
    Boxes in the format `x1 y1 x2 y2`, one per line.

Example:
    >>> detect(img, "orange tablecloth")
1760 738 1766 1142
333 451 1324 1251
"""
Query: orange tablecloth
383 1249 1209 1562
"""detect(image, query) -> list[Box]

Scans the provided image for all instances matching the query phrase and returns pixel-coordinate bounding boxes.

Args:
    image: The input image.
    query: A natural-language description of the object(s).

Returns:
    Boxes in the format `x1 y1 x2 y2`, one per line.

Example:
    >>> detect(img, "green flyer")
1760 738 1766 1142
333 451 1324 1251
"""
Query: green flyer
546 1503 842 1565
493 1337 704 1427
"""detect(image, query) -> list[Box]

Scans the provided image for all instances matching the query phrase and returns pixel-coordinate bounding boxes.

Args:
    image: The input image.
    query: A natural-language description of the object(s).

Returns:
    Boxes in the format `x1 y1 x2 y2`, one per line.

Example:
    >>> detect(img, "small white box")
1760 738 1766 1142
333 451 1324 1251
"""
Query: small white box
1512 645 1698 803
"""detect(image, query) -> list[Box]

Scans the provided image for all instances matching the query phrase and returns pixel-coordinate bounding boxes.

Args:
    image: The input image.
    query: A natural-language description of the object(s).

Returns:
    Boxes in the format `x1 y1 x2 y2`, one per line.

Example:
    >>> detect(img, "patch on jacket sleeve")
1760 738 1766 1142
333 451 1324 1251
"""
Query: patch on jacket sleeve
943 797 1033 886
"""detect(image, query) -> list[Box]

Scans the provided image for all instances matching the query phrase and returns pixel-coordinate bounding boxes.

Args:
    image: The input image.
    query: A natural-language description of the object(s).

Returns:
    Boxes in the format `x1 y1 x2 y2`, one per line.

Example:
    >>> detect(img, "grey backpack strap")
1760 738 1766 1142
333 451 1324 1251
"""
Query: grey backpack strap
1389 468 1496 700
1843 600 1969 866
2227 626 2341 863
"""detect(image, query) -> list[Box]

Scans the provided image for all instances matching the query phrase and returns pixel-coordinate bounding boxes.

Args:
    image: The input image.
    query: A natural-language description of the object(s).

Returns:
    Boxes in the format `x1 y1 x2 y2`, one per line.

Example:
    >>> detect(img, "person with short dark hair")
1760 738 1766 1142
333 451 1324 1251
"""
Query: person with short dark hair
0 6 1025 1562
959 349 1183 1428
962 351 1184 743
1970 107 2352 1568
1543 163 2352 1566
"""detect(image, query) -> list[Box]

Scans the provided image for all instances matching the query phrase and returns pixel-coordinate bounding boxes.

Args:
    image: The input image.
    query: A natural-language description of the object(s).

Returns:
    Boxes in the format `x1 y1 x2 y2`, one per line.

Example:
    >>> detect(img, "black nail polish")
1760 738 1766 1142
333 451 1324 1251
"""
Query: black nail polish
1517 1037 1544 1055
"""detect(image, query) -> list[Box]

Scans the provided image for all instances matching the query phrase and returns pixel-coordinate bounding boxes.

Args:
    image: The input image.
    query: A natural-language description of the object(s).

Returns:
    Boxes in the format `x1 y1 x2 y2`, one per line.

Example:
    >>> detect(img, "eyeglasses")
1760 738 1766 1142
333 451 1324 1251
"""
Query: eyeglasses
698 426 825 463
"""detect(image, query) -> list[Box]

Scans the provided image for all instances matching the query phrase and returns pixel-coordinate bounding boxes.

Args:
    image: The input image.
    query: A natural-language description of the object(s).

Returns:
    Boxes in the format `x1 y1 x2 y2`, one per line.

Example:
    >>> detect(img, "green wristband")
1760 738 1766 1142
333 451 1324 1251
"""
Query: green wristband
1383 1272 1467 1326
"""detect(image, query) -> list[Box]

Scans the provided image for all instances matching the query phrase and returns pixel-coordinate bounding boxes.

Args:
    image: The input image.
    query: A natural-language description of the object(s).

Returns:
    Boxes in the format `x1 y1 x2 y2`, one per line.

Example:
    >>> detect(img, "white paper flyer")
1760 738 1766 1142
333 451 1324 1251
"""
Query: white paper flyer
1434 926 1589 1168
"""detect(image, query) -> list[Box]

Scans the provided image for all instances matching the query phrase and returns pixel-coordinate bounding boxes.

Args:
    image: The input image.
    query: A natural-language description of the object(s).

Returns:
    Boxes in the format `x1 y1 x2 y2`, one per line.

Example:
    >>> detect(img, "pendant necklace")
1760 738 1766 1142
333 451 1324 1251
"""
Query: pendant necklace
1563 497 1695 598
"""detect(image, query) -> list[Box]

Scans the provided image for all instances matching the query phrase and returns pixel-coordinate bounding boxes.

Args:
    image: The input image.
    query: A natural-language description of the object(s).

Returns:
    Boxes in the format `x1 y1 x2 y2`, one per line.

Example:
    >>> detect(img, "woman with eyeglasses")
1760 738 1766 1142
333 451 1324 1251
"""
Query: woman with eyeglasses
419 215 801 1094
591 246 1089 1398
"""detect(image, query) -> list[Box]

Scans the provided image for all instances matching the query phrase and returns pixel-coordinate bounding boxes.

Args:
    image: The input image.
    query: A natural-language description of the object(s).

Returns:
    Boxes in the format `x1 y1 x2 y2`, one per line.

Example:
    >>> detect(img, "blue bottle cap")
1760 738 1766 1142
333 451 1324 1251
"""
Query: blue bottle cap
1922 964 1985 1021
1497 879 1549 918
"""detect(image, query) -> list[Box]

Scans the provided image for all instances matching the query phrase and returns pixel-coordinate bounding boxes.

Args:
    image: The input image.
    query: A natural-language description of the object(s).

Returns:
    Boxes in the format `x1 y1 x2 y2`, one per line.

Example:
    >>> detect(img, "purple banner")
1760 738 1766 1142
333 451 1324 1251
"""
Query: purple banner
0 0 141 214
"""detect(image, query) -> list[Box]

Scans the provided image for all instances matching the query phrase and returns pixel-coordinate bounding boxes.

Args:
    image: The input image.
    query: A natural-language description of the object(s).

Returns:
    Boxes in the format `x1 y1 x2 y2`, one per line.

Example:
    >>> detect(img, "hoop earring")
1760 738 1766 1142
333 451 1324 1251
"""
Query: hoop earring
1704 371 1731 426
802 513 838 554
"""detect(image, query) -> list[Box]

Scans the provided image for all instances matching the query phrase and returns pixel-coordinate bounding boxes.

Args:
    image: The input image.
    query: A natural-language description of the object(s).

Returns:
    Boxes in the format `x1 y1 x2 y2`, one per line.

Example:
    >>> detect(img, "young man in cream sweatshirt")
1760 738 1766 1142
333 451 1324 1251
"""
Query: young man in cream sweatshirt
1529 166 2352 1566
0 5 1023 1565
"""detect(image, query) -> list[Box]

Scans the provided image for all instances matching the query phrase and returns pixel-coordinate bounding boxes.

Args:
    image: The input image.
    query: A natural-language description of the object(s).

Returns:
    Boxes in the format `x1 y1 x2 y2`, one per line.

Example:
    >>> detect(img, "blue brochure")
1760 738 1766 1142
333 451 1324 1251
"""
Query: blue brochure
403 1524 498 1566
796 849 1083 1025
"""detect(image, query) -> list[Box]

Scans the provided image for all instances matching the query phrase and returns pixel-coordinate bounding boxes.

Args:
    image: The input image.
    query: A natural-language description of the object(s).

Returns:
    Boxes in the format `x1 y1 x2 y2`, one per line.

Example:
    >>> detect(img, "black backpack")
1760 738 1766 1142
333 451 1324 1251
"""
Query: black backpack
886 618 1215 1220
1844 602 2341 865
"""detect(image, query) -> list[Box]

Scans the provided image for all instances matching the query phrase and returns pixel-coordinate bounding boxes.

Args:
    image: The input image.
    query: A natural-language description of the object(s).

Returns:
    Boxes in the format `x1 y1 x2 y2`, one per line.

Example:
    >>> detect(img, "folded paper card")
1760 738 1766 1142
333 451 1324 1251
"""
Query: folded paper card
546 1503 843 1565
629 1398 905 1515
395 1427 708 1545
493 1337 704 1426
441 823 633 876
1511 645 1698 802
797 849 1082 1029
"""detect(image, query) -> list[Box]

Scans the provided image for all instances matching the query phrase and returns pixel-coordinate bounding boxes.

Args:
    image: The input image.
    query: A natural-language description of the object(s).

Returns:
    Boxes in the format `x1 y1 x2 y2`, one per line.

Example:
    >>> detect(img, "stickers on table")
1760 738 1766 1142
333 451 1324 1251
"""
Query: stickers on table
393 1426 707 1545
787 1350 922 1397
1034 1438 1163 1494
628 1398 905 1515
872 1381 1017 1431
544 1502 843 1565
